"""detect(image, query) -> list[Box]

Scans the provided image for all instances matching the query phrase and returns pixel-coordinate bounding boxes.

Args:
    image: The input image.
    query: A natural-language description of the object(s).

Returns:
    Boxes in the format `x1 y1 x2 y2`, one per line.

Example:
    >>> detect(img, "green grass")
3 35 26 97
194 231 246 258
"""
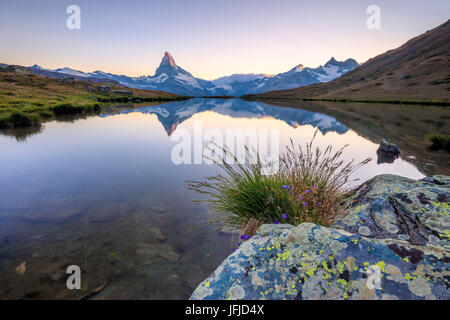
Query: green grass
0 111 41 129
187 131 371 238
51 103 102 115
427 133 450 152
0 102 103 129
243 96 450 107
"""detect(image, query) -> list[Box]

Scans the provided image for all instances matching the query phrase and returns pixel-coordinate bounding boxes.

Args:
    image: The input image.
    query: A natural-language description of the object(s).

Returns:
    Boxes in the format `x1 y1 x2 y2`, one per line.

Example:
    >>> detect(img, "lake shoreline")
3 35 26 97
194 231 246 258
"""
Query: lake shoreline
243 96 450 107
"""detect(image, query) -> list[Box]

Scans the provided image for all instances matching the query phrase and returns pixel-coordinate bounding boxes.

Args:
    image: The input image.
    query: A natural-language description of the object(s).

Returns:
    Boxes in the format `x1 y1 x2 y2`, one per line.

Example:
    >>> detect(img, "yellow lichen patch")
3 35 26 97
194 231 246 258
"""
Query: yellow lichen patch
432 201 450 212
439 230 450 240
337 261 345 274
337 279 348 287
404 273 417 281
375 261 386 272
278 249 291 261
321 261 334 273
322 272 331 280
352 205 365 214
305 266 317 277
300 262 309 267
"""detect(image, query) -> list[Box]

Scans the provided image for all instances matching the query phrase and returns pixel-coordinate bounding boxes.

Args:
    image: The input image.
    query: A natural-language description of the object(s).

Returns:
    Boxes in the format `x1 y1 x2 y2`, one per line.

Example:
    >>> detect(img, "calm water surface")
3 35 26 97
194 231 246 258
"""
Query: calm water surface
0 98 426 299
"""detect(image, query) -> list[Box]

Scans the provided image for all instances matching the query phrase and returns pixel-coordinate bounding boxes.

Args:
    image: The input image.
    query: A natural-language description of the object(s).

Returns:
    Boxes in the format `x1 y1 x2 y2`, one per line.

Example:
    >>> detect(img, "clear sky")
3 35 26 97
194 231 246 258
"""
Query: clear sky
0 0 448 80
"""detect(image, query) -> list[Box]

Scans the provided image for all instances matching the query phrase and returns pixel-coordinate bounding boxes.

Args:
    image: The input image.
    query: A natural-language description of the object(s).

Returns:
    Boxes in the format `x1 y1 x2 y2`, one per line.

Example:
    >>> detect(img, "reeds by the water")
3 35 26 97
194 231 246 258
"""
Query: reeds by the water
187 131 371 238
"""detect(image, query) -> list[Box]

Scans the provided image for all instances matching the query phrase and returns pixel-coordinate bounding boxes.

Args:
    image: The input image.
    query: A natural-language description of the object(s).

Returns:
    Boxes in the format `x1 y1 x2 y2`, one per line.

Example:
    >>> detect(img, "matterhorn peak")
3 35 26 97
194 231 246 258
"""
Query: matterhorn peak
160 51 178 68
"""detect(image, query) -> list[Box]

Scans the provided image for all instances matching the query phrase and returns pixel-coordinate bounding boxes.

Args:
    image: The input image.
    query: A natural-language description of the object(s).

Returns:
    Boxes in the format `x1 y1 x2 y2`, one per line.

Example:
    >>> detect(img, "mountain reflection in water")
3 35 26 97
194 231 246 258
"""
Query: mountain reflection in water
100 98 349 136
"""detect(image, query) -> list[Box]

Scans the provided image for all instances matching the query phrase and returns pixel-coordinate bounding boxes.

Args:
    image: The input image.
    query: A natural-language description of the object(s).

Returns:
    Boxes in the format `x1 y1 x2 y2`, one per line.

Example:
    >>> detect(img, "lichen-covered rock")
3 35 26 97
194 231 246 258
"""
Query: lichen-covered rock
190 175 450 300
334 174 450 247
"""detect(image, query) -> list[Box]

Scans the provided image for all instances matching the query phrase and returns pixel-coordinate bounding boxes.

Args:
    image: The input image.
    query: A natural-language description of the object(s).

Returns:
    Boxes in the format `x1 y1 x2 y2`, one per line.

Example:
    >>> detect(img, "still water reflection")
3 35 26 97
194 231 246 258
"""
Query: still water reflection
0 98 425 299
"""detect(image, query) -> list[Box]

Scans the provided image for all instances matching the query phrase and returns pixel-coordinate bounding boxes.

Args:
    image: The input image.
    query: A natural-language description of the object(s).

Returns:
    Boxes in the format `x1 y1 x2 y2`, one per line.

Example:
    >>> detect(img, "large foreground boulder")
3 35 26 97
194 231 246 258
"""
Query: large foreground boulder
190 175 450 300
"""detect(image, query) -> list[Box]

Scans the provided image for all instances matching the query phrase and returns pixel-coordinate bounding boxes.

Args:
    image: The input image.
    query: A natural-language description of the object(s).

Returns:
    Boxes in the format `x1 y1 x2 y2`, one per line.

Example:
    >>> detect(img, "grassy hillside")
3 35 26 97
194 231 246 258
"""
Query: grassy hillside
248 20 450 104
0 65 187 129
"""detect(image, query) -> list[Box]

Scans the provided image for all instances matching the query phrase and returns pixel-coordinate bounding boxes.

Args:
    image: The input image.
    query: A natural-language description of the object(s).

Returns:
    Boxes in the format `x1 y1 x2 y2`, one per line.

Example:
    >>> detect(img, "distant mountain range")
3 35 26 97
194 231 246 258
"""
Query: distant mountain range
29 52 359 97
252 19 450 102
100 98 349 136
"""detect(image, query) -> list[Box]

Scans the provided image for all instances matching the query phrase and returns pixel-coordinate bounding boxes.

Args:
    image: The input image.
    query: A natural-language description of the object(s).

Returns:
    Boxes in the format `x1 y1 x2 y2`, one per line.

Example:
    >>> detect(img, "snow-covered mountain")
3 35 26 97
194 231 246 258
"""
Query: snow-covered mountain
212 73 272 86
229 57 360 96
29 52 359 97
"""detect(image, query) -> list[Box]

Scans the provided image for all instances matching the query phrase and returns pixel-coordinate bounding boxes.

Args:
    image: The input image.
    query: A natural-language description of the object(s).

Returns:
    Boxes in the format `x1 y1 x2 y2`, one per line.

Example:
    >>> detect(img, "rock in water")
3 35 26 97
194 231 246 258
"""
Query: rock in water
377 139 401 164
378 139 400 155
190 174 449 300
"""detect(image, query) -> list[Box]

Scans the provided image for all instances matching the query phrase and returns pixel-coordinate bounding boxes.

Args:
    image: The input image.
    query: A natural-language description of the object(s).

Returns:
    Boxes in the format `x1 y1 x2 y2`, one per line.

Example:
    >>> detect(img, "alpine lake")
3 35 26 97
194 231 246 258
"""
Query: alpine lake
0 98 448 299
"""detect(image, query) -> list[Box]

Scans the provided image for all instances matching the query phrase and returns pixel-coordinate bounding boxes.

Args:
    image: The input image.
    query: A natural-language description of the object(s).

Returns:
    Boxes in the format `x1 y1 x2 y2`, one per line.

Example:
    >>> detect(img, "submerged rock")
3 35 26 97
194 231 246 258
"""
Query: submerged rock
191 174 450 300
136 242 180 262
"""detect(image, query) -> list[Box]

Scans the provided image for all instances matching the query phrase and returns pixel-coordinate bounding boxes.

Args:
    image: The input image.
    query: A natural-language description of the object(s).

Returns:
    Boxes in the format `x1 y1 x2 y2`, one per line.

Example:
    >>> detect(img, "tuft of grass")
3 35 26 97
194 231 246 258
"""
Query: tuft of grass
51 103 103 115
426 133 450 152
187 131 371 238
0 111 41 129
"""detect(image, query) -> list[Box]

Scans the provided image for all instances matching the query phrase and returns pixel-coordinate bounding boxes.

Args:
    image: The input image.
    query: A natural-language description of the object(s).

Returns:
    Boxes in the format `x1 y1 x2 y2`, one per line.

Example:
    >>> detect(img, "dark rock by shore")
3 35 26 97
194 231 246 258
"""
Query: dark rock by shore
190 174 450 300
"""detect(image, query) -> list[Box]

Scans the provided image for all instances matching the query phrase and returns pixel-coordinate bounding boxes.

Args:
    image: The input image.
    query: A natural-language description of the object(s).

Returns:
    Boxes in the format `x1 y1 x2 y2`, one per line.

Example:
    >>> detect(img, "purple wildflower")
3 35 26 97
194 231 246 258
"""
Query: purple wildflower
312 186 317 190
282 213 287 220
305 190 310 194
274 221 280 224
317 202 322 206
302 201 307 206
298 195 303 200
240 234 250 240
282 185 288 189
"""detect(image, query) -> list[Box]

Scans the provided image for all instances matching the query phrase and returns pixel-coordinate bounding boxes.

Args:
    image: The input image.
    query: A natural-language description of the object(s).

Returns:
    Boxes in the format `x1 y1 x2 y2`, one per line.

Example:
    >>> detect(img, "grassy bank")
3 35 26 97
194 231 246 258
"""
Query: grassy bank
0 69 187 129
243 96 450 107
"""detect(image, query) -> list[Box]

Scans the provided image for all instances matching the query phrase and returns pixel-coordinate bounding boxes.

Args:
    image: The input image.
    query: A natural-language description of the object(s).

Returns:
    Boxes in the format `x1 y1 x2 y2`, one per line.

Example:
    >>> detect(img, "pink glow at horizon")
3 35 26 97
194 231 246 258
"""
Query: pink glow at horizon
0 0 448 80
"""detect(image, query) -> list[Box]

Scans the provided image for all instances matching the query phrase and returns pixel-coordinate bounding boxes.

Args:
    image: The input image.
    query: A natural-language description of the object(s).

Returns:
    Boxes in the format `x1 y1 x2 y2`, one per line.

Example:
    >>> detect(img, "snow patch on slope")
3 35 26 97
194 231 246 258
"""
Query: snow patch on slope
174 73 202 89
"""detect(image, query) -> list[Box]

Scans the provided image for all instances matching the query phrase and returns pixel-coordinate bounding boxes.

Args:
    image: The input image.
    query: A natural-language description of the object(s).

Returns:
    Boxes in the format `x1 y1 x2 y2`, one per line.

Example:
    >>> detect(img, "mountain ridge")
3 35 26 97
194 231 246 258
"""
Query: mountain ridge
250 19 450 102
27 54 359 97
